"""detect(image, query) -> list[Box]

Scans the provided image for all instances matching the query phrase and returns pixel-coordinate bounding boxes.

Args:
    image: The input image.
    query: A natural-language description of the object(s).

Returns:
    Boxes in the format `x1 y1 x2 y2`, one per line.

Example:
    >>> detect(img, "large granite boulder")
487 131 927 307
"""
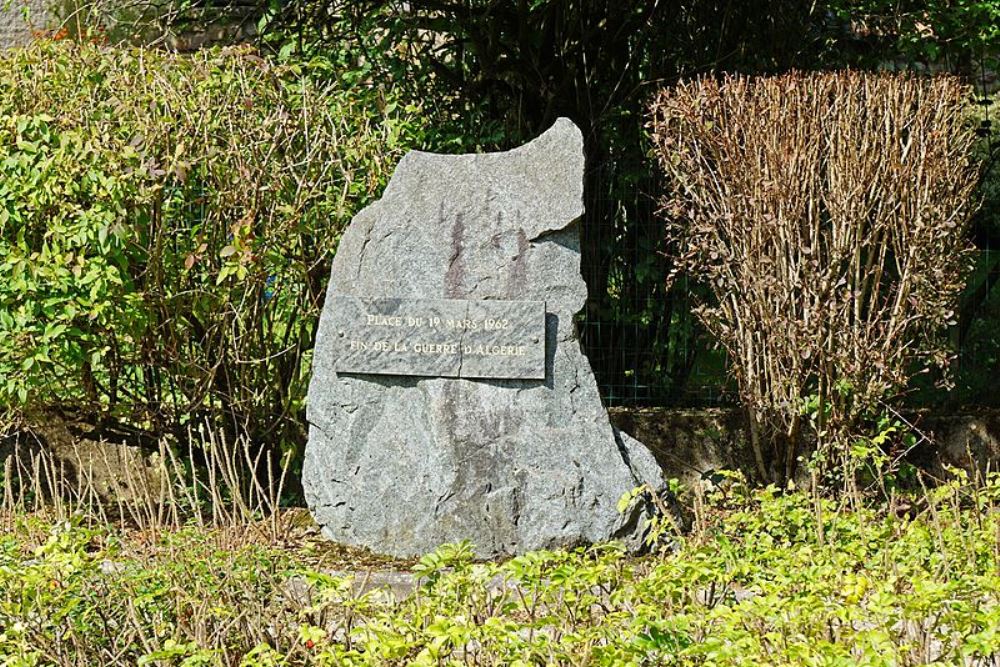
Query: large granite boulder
304 118 663 558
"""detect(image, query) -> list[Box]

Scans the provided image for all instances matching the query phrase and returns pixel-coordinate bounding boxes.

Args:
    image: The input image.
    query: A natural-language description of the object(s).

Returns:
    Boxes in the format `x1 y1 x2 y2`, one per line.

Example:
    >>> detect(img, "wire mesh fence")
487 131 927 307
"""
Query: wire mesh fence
578 158 731 408
944 246 1000 407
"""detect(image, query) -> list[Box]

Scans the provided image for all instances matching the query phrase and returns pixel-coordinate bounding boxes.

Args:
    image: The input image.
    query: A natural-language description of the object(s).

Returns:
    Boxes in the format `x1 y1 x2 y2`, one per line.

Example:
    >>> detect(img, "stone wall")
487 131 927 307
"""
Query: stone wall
0 3 256 51
0 0 51 48
608 407 755 486
609 407 1000 486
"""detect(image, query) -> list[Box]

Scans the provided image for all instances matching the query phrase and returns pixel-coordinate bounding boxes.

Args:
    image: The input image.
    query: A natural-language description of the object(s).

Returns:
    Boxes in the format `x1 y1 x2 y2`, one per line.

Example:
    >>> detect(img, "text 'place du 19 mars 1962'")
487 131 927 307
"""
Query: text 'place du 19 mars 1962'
326 296 547 380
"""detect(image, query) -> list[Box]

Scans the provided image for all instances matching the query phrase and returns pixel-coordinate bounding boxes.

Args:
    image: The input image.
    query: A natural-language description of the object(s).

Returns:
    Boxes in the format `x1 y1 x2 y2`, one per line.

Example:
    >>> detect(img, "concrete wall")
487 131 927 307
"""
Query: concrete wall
0 0 51 48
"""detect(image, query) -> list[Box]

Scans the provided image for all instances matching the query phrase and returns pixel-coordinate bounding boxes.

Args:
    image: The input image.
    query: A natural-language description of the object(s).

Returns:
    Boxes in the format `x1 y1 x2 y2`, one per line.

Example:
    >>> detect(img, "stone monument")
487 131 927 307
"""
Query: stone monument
305 118 663 558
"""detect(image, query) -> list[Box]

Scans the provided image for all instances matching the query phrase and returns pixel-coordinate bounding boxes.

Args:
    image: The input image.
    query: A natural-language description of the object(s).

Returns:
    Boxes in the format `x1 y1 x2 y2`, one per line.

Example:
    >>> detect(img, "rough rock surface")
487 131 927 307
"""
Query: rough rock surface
304 118 663 558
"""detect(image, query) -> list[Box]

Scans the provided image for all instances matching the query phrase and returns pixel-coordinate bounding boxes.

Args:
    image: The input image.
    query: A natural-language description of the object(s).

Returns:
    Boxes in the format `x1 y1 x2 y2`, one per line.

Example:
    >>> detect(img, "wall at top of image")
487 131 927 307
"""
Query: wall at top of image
0 0 51 48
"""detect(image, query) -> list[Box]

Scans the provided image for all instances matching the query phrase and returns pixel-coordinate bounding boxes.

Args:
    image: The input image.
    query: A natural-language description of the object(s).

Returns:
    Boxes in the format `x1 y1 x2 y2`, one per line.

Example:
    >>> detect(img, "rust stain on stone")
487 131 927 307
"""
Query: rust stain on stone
507 228 529 297
445 209 466 298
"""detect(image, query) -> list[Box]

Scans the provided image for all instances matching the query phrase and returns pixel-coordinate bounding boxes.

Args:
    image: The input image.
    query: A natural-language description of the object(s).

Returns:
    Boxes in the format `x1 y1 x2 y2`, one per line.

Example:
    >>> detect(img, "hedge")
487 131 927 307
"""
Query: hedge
0 40 426 453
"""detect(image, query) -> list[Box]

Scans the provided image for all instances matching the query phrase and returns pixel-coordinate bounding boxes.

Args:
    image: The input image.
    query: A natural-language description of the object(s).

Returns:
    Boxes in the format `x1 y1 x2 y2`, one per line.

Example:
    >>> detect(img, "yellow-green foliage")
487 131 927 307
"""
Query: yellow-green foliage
0 40 424 444
2 476 998 666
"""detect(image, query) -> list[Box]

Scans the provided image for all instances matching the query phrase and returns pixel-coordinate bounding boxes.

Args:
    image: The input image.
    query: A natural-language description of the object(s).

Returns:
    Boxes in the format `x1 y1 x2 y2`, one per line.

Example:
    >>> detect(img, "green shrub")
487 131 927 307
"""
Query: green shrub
1 475 998 665
0 40 425 451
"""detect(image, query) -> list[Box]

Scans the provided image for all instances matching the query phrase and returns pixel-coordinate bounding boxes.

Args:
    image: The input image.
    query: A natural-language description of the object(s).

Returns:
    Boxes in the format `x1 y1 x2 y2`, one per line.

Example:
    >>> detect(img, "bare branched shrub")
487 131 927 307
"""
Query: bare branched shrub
651 72 981 485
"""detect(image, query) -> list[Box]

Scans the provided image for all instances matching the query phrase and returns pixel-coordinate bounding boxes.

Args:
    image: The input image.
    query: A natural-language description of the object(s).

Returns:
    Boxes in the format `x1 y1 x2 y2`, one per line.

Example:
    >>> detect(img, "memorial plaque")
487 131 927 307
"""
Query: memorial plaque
328 296 546 380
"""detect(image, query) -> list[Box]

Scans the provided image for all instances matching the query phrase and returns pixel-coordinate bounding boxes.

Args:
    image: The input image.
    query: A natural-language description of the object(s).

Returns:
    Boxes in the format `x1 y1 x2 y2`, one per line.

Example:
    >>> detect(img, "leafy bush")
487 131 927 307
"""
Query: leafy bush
0 40 425 451
651 72 981 484
1 474 999 665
